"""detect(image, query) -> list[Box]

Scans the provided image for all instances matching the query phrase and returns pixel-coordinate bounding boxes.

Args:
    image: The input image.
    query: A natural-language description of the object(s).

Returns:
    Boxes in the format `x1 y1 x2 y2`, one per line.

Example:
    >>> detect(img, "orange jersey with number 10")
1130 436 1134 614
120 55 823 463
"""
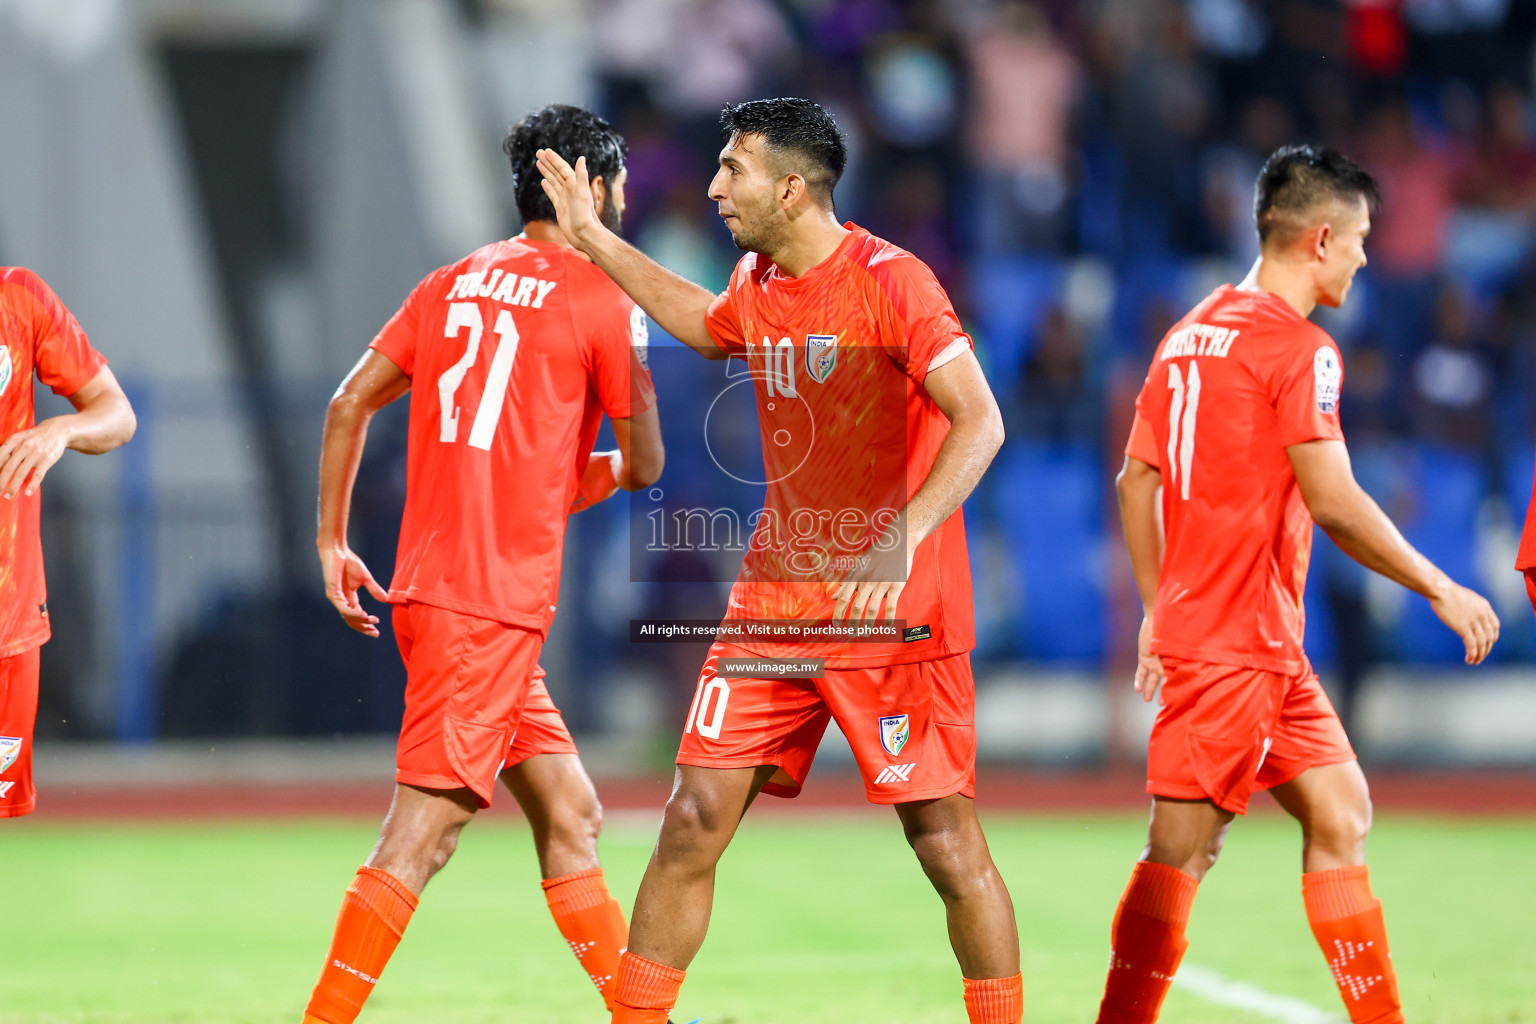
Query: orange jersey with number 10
370 236 655 635
1125 284 1344 674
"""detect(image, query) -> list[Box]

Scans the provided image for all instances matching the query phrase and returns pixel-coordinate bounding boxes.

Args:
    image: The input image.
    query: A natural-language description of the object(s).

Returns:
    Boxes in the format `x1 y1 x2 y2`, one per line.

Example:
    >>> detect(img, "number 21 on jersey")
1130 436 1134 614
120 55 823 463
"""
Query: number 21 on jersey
1166 360 1201 500
438 301 520 450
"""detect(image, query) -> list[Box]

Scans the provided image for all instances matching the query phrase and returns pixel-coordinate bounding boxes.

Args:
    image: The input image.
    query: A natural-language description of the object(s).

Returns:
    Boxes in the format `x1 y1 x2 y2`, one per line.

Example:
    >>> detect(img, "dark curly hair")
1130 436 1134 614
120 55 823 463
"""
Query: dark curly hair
1254 144 1381 246
504 104 628 227
720 97 847 208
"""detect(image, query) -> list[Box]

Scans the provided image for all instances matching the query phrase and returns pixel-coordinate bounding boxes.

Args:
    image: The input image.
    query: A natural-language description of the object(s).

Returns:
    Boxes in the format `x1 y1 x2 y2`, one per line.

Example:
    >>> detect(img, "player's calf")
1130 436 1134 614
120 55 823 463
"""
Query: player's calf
897 797 1022 1024
301 785 477 1023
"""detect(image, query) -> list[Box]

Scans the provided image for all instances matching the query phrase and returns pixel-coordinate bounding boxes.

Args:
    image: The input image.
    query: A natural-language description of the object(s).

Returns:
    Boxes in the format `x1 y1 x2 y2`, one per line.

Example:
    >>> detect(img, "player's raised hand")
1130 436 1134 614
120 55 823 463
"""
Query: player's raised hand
536 149 602 249
1134 615 1167 703
0 418 72 499
1429 581 1500 665
320 544 390 638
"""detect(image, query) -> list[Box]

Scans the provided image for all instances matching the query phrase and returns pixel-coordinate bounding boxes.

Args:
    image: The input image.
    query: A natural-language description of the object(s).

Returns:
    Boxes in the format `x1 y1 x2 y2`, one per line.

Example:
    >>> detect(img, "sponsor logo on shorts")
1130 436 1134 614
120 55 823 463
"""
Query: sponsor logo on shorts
902 624 931 643
879 714 910 756
0 781 14 799
332 959 378 985
874 763 916 785
0 737 22 774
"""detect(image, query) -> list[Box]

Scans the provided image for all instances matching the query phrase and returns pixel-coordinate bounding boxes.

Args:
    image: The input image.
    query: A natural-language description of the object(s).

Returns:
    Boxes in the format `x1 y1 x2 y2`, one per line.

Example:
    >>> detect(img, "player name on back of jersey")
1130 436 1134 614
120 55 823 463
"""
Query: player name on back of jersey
446 269 558 309
1161 322 1239 361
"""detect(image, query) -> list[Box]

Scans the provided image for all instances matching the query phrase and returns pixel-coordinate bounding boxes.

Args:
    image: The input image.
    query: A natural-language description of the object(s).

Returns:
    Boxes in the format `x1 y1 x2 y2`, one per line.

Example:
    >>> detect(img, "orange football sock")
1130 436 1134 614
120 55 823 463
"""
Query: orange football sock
963 972 1023 1023
1096 860 1199 1024
609 950 686 1024
542 867 629 1010
302 866 418 1024
1303 866 1404 1024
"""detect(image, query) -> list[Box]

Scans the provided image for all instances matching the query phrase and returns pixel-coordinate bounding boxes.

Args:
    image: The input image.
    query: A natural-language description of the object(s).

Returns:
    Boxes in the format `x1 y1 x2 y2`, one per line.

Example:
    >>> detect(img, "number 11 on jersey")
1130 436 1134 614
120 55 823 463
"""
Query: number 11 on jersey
1166 360 1201 500
439 301 521 450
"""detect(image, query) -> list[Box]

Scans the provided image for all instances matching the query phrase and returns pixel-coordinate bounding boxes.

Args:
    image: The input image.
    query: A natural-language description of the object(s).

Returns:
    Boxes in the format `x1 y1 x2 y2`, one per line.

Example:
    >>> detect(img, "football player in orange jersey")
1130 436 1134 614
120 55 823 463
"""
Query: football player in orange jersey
0 267 136 820
540 98 1022 1024
1098 145 1500 1024
300 106 663 1023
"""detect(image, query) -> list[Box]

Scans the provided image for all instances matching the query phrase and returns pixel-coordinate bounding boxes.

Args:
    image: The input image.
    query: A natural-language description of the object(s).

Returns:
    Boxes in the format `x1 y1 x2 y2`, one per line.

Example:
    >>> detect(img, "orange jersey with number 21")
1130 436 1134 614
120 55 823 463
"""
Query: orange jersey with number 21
1125 284 1344 674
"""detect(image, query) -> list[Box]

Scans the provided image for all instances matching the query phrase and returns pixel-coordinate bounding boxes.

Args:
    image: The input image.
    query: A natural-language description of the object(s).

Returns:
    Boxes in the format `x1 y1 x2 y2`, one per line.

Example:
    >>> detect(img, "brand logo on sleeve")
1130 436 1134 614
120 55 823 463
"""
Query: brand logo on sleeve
0 345 12 395
805 334 838 382
0 737 23 774
630 305 650 370
1314 346 1341 413
879 714 910 756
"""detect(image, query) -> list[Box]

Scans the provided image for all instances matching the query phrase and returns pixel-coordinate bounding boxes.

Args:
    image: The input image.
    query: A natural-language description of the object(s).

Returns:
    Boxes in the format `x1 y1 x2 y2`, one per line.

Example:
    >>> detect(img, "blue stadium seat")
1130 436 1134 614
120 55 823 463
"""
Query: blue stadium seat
991 441 1105 660
1390 444 1487 663
968 257 1065 388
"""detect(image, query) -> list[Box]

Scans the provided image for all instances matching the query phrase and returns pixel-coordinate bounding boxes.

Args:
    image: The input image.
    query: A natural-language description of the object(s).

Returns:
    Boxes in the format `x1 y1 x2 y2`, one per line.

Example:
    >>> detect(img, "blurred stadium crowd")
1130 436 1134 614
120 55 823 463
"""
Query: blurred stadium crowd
9 0 1536 747
564 0 1536 683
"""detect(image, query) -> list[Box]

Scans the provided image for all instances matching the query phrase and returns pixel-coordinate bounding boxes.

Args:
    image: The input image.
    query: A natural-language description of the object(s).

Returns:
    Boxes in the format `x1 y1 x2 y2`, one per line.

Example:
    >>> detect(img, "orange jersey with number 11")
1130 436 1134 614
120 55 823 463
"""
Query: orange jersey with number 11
1125 284 1344 675
370 236 655 636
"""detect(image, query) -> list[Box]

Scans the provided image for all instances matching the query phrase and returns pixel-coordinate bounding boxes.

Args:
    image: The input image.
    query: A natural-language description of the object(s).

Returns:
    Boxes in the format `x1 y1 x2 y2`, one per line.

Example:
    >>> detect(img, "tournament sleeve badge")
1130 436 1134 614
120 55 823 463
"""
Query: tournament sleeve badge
0 344 12 395
1314 346 1341 414
806 333 838 383
630 305 650 370
879 714 910 756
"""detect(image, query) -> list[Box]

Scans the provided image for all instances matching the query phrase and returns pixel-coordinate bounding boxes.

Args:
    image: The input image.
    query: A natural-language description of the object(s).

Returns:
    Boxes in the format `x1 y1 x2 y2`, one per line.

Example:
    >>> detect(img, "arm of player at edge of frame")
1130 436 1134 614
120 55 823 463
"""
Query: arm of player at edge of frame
1287 437 1500 665
315 349 409 638
832 350 1006 624
535 148 727 361
1115 455 1167 702
0 365 137 500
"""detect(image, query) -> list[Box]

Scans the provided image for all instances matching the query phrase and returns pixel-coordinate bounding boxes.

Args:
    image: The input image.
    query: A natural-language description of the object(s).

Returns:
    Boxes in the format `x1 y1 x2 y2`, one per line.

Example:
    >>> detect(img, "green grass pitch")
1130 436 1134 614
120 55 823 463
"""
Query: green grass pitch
2 810 1532 1023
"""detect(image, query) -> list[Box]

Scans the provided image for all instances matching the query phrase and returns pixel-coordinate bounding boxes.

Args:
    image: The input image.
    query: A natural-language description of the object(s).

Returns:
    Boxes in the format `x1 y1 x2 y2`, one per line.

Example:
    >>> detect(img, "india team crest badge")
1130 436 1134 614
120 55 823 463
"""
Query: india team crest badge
806 334 838 383
0 736 22 774
879 714 910 757
0 345 12 396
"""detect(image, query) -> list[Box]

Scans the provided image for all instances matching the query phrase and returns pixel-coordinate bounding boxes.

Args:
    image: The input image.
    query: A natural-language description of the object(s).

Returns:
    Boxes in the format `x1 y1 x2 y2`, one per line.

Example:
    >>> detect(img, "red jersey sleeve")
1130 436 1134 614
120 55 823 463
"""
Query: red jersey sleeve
1270 329 1345 448
20 270 105 396
583 282 656 420
1124 390 1161 468
704 263 748 356
875 254 973 385
369 269 446 377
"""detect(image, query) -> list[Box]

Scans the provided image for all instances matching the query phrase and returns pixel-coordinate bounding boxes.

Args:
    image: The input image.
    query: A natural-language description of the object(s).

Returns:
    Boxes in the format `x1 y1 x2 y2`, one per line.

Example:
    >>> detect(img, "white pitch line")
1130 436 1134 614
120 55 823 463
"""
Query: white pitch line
1174 963 1346 1024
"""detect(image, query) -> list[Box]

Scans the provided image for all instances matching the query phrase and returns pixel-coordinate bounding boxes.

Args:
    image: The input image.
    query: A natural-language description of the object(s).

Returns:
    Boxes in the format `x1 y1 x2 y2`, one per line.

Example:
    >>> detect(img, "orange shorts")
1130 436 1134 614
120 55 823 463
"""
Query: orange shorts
676 642 977 805
393 602 577 808
0 648 40 818
1147 657 1356 814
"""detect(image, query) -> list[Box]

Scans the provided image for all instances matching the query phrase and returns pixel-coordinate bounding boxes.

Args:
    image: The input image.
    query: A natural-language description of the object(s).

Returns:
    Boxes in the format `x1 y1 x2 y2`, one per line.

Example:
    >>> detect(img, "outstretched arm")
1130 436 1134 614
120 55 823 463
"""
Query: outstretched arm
1288 438 1499 664
536 149 725 360
833 351 1004 622
0 366 136 499
317 349 409 637
1117 455 1166 701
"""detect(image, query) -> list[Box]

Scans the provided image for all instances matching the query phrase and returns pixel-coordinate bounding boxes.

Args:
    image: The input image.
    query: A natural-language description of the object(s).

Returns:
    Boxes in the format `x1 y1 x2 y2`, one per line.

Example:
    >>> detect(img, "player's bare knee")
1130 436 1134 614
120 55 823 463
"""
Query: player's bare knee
657 788 730 866
907 827 978 900
548 798 603 859
1307 800 1371 856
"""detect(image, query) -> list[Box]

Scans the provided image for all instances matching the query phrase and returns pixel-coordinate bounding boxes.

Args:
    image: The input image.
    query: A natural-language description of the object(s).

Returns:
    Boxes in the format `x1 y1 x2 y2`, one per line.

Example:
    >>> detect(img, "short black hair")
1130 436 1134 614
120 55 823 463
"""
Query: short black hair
720 97 848 207
1254 144 1381 246
504 104 627 225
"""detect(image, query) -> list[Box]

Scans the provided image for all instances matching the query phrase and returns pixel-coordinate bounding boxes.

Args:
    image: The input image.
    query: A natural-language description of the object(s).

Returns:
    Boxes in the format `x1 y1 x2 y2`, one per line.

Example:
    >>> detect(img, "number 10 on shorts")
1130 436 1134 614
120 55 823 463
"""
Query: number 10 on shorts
685 677 731 740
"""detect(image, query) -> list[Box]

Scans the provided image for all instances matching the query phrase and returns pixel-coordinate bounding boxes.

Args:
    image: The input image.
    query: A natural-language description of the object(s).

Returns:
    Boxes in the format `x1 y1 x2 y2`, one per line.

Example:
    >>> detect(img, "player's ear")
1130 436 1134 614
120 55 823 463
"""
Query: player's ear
589 175 607 218
1310 221 1332 262
780 173 803 209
